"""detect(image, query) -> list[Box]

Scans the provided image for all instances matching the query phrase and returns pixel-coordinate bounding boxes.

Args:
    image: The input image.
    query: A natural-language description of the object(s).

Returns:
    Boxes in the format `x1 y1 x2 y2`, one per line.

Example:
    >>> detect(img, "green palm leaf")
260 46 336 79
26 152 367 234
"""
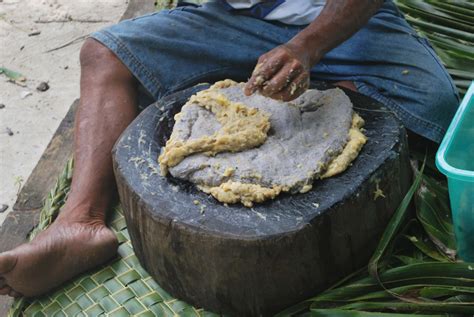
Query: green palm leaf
283 158 474 315
310 309 444 317
395 0 474 96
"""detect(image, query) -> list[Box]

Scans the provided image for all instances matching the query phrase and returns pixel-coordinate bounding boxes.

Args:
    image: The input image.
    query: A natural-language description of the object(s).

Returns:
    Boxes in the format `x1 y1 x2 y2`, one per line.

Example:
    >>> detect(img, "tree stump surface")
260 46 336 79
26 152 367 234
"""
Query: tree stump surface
113 83 411 316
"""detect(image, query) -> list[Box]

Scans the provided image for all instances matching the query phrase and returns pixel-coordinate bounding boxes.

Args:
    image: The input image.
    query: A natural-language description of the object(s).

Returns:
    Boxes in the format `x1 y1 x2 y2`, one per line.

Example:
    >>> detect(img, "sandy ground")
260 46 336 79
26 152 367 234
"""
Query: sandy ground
0 0 128 225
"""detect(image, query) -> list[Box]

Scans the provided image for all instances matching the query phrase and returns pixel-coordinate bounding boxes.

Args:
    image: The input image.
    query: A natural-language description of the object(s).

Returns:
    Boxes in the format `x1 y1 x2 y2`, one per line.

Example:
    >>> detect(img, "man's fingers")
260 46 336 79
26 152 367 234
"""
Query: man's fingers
0 286 11 296
9 289 21 298
245 55 285 95
256 55 285 81
244 64 264 96
244 78 258 96
272 72 310 101
261 61 304 95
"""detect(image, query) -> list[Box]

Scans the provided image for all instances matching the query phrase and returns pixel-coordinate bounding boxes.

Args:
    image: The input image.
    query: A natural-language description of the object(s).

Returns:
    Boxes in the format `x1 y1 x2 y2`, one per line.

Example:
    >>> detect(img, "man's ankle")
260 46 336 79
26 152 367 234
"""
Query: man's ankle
56 198 110 225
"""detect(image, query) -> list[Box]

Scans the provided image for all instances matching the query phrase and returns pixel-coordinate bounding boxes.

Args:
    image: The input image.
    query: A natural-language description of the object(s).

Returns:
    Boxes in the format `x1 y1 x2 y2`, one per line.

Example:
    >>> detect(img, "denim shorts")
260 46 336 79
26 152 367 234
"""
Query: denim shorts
91 1 459 142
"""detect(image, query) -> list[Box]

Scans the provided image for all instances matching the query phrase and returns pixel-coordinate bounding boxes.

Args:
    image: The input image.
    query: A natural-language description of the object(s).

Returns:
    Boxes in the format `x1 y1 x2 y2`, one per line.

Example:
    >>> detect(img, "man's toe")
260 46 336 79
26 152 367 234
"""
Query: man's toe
9 289 21 298
0 286 11 296
0 252 17 275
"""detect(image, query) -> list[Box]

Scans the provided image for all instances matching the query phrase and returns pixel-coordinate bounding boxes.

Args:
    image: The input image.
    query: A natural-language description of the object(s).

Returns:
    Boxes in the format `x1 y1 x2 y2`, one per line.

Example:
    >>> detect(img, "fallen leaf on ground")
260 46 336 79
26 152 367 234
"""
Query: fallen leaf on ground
0 66 27 86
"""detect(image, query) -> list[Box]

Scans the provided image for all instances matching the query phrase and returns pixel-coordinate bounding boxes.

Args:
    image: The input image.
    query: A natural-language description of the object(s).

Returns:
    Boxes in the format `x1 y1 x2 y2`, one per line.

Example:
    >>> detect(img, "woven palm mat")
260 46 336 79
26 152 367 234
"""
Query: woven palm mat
8 160 219 317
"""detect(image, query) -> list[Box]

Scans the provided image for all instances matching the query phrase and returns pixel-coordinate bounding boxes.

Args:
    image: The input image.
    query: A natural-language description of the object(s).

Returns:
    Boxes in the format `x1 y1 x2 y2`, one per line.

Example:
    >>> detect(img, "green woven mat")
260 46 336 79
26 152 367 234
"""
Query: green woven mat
8 160 218 317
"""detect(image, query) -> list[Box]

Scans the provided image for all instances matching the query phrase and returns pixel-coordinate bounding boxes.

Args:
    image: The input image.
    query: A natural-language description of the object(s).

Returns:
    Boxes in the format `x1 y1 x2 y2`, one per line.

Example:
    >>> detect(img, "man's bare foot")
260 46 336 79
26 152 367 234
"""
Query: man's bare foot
0 213 118 298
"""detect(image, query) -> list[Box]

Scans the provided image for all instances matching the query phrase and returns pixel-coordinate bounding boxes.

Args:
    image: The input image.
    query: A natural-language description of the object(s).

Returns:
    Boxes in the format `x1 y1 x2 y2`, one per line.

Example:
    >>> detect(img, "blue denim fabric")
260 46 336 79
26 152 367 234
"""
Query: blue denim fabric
91 1 459 142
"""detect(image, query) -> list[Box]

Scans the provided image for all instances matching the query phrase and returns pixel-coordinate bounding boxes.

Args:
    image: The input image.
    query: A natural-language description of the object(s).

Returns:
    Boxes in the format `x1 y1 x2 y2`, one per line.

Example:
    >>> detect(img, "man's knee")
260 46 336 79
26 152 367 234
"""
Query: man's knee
424 73 459 119
435 77 459 105
80 39 112 68
411 71 460 140
80 39 132 80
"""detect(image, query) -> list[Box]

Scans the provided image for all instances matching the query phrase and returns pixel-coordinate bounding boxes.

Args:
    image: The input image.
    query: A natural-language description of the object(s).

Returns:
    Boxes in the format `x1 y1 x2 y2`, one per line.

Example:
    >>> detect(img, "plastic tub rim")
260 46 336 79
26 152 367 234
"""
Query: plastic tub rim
436 81 474 183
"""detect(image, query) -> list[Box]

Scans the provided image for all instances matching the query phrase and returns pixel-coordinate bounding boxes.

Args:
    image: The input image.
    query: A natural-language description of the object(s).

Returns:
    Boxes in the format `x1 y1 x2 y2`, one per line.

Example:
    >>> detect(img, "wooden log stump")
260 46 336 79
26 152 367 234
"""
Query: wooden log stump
112 83 411 316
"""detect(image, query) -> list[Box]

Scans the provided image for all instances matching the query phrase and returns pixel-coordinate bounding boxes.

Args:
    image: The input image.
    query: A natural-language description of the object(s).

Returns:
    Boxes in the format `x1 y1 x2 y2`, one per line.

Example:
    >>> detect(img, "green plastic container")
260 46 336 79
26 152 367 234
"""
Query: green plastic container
436 81 474 262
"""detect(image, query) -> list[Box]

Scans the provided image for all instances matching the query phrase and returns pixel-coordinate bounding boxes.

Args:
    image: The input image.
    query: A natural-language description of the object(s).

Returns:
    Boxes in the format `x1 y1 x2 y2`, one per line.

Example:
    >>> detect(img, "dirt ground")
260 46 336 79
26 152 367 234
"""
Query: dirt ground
0 0 128 225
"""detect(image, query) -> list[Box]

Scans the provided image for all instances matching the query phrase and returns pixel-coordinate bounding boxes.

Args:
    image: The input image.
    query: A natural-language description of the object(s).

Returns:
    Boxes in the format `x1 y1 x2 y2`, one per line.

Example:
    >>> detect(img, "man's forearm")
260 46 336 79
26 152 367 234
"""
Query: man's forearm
289 0 384 66
244 0 384 100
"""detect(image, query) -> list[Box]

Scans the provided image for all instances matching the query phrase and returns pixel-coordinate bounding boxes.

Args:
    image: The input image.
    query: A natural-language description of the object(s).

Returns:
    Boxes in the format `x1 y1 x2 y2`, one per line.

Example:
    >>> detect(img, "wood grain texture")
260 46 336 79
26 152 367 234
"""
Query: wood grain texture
113 83 412 316
0 101 77 314
1 99 77 253
13 101 77 213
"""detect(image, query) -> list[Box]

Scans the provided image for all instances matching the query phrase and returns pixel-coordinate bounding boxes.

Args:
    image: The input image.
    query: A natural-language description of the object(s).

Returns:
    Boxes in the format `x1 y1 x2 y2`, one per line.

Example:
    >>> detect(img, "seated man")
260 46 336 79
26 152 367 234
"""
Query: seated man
0 0 458 298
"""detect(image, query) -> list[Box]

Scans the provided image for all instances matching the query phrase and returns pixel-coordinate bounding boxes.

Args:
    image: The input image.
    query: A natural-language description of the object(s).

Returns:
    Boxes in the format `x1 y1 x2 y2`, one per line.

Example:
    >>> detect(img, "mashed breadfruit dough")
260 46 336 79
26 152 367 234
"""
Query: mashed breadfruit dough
159 80 270 175
158 80 367 207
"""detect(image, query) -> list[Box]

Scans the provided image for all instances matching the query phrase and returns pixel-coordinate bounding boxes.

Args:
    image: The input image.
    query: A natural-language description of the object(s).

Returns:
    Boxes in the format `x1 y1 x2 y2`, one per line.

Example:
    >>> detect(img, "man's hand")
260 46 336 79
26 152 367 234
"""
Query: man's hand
245 0 383 102
244 44 311 101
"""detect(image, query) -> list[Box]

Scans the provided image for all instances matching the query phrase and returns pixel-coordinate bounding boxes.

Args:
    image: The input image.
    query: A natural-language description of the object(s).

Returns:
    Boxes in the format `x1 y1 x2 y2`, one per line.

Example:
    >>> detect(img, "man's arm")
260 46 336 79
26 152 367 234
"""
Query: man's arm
244 0 384 101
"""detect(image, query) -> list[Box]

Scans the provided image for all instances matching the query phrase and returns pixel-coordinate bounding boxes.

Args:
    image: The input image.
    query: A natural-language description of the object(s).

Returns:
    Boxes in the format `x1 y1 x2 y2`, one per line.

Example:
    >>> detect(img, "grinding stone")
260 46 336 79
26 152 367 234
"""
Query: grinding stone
112 83 411 316
169 83 354 193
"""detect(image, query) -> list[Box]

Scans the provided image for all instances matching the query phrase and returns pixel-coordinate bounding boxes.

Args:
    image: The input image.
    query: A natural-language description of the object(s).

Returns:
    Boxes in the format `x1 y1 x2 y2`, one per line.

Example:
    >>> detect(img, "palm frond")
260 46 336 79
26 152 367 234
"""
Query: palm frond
396 0 474 97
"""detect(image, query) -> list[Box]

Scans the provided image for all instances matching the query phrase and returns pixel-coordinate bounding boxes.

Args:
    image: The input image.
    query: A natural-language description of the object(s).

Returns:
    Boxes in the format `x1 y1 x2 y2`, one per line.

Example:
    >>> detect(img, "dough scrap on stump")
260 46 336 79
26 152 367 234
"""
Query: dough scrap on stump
159 80 367 207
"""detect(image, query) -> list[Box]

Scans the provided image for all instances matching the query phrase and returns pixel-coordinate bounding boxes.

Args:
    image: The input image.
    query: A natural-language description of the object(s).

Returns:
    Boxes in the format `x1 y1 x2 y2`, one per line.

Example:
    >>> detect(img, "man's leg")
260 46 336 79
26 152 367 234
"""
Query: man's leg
0 1 329 298
0 39 137 297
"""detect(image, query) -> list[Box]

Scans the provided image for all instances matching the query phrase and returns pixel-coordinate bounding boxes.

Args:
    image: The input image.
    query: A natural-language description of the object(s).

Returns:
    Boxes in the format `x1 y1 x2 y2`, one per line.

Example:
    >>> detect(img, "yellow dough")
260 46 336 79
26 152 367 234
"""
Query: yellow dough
199 182 283 208
158 80 270 175
159 80 367 207
321 113 367 179
201 113 367 207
